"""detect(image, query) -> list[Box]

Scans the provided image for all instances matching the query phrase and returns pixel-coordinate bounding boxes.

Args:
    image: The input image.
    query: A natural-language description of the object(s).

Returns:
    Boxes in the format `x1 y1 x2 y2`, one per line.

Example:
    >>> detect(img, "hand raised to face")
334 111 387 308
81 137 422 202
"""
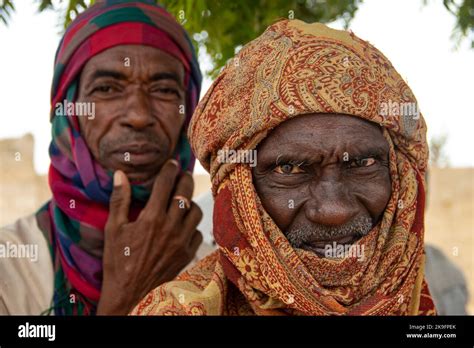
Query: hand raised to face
97 159 203 315
74 45 202 314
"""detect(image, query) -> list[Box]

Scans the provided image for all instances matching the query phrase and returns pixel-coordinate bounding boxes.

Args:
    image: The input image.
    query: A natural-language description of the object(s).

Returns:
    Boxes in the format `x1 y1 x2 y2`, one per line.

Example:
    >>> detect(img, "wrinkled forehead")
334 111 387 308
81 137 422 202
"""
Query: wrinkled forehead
79 44 186 84
256 113 387 153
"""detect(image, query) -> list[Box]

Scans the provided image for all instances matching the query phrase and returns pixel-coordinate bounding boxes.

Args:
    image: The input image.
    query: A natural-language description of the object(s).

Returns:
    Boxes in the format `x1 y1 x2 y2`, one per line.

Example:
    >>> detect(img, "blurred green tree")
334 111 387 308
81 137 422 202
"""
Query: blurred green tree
430 133 450 168
1 0 473 77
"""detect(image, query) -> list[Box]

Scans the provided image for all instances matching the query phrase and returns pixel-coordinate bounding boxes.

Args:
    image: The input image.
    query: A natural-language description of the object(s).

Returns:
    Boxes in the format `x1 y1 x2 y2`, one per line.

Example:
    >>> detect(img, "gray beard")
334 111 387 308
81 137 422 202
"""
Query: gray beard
285 215 373 248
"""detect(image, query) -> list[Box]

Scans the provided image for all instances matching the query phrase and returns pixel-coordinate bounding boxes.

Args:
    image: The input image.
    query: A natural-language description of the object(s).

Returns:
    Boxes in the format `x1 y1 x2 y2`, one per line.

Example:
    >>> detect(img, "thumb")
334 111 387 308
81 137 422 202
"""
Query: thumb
106 170 131 231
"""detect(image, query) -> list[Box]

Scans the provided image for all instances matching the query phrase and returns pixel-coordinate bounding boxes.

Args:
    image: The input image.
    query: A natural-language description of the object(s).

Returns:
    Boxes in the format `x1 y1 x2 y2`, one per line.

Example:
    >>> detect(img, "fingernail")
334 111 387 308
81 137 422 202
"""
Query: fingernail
169 159 179 167
114 171 122 187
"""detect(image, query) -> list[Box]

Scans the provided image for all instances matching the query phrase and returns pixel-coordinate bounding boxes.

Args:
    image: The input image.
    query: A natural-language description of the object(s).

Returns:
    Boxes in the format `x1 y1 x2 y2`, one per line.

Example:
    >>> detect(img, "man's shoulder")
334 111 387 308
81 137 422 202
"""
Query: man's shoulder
1 214 42 239
131 251 224 316
425 244 468 315
0 213 50 258
0 214 54 315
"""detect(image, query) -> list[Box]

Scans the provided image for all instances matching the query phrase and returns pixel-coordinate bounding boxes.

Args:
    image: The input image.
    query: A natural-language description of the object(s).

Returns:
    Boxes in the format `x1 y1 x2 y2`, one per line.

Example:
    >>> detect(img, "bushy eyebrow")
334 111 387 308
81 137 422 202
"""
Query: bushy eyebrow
260 143 388 167
149 72 183 86
275 154 311 166
347 144 389 159
89 69 127 81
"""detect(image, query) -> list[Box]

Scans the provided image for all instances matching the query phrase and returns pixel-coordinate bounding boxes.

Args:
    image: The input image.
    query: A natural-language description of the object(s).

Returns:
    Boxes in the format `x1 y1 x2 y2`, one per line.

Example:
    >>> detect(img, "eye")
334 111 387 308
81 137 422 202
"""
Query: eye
274 163 305 174
158 88 180 96
348 157 376 168
92 85 114 93
150 85 182 100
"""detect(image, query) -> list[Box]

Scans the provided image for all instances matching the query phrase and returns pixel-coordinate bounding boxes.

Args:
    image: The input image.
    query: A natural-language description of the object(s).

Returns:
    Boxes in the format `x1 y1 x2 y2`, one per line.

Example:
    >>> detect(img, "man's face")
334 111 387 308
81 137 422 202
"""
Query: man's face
77 45 186 188
252 113 391 257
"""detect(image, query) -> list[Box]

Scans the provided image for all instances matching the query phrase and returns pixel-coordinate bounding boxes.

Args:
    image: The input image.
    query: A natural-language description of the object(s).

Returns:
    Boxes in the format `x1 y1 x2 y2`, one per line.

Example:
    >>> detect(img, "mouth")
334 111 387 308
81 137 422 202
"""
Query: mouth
110 143 162 167
300 234 359 257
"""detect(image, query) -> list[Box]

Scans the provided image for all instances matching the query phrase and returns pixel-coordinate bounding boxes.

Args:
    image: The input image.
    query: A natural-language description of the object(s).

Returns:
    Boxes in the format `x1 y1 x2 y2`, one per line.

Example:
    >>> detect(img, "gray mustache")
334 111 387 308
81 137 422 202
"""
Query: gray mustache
285 215 373 248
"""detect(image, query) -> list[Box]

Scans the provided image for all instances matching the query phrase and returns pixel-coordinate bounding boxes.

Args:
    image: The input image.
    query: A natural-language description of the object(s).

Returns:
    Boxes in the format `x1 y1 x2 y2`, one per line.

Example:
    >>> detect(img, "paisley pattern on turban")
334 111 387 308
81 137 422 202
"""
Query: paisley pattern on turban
132 19 435 316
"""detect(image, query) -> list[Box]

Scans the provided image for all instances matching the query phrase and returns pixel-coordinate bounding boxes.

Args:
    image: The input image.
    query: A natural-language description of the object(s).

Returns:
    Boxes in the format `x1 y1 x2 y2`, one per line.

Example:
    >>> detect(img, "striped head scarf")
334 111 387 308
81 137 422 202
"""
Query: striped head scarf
132 20 436 316
36 0 202 315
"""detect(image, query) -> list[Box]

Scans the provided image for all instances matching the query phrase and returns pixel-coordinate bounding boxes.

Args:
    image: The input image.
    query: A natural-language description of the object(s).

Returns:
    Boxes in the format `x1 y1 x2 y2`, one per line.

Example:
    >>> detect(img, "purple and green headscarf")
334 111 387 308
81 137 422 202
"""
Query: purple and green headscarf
36 0 202 315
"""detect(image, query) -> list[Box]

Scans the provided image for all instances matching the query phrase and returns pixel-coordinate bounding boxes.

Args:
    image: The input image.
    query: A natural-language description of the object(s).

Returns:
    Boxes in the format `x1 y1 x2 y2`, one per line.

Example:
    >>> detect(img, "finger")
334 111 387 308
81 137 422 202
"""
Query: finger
167 171 194 224
106 170 131 233
181 202 203 243
140 159 180 221
187 229 203 256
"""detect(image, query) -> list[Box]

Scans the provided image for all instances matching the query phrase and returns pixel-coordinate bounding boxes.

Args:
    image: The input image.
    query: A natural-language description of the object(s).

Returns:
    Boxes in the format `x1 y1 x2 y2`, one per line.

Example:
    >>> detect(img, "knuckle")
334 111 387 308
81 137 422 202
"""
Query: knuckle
161 223 177 239
185 245 197 260
187 203 203 224
153 216 164 227
104 220 114 233
191 232 203 253
183 172 194 193
167 240 182 255
196 230 203 244
139 213 155 226
182 170 193 182
194 205 203 221
164 160 180 177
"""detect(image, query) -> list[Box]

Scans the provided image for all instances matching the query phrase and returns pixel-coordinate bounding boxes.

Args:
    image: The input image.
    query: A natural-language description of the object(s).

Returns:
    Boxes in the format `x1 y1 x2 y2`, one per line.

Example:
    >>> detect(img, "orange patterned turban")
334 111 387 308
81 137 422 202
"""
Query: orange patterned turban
132 19 436 315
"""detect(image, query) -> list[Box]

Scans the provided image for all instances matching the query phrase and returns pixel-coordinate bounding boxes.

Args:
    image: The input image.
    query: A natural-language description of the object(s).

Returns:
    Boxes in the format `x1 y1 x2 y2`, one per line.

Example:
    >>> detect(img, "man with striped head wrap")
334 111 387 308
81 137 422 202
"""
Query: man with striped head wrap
0 0 205 315
132 19 437 315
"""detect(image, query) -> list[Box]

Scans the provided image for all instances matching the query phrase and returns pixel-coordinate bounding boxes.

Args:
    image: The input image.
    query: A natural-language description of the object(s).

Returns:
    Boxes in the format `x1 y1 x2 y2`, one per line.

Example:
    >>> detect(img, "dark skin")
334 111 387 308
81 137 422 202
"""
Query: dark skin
77 45 185 187
253 113 392 257
76 45 202 315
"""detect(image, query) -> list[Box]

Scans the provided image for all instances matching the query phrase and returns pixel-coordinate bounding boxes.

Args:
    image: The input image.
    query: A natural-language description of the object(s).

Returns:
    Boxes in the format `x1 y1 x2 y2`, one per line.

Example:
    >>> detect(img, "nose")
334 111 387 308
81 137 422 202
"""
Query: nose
121 87 154 130
305 180 358 226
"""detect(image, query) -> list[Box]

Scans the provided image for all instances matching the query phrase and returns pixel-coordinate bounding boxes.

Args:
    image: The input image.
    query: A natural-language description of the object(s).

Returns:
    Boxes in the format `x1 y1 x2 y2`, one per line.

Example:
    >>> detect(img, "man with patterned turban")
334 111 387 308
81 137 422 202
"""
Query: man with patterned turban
132 19 438 315
0 0 209 315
